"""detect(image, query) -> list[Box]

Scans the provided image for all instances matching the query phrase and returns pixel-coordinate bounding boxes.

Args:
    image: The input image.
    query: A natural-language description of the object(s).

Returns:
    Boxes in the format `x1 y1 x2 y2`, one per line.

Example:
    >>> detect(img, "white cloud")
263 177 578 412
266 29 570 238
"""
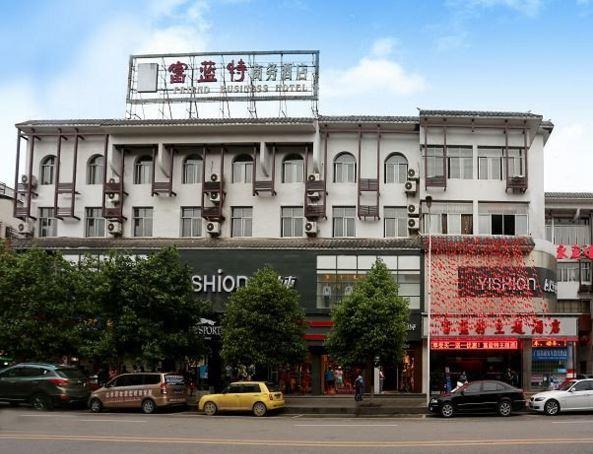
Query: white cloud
322 57 427 99
371 38 397 57
544 121 593 191
450 0 544 16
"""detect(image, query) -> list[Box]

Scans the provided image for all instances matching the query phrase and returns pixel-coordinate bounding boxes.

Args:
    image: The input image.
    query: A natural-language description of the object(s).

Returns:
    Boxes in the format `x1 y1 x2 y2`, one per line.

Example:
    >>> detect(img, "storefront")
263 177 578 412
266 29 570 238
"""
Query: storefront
55 238 423 395
423 236 578 392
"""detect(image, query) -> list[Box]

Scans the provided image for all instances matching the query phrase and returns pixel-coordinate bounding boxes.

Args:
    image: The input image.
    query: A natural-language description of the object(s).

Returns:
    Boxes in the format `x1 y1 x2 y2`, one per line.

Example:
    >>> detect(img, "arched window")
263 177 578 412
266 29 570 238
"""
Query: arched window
134 155 152 184
40 155 56 185
232 154 253 183
385 153 408 183
183 155 203 184
282 154 304 183
86 155 104 185
333 152 356 183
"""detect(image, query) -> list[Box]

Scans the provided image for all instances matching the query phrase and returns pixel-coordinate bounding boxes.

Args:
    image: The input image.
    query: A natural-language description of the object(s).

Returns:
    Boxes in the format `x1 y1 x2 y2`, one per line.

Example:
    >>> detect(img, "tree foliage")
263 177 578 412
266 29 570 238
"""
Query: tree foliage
0 243 205 367
0 243 97 362
326 259 410 370
221 267 307 370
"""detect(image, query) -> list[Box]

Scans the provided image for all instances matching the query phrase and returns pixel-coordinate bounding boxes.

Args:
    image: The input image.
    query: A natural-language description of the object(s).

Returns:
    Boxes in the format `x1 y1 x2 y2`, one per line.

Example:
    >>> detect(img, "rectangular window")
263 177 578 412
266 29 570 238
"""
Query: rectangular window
333 207 356 237
231 207 253 237
421 202 473 235
478 202 529 236
447 146 473 179
506 147 525 178
38 207 57 237
232 160 253 183
281 207 304 237
283 159 304 183
548 218 591 244
85 207 105 237
133 207 153 237
181 207 202 237
478 147 503 180
558 262 579 282
384 207 408 237
425 146 445 178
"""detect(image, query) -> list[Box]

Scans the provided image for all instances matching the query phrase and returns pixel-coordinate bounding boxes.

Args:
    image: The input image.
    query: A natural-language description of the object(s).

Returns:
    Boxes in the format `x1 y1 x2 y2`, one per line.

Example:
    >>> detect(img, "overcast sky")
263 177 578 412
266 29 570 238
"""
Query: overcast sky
1 0 592 190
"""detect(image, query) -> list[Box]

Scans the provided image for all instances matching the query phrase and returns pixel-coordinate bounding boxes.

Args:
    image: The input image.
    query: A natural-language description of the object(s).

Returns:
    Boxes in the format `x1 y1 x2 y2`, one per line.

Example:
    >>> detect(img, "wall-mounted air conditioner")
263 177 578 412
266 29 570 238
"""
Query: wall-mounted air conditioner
305 221 318 236
107 221 122 236
404 180 417 195
407 203 420 217
206 221 221 236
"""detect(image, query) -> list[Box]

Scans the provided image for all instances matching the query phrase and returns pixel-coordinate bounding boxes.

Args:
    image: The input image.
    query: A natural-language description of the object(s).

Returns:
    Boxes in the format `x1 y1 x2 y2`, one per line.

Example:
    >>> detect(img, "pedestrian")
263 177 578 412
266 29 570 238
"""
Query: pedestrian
325 367 335 394
459 371 467 384
379 367 385 393
354 372 364 401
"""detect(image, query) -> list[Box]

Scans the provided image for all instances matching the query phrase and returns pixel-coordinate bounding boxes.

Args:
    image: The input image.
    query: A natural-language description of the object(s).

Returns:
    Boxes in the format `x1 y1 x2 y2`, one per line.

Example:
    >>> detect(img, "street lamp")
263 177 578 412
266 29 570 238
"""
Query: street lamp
424 194 433 406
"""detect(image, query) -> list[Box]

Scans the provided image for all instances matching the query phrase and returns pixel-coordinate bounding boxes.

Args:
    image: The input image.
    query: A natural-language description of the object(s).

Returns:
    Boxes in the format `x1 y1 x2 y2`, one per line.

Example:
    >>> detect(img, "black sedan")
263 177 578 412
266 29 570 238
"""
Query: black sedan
428 380 525 417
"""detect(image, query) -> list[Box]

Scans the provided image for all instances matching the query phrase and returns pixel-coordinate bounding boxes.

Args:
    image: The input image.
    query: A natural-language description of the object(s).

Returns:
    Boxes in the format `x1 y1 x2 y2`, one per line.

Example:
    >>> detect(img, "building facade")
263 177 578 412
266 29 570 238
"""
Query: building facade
545 192 593 378
0 183 22 239
11 110 565 394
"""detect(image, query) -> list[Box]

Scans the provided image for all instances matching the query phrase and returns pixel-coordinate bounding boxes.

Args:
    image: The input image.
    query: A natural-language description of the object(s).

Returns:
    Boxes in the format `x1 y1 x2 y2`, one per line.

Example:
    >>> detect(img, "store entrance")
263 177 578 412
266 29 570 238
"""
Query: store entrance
430 349 522 392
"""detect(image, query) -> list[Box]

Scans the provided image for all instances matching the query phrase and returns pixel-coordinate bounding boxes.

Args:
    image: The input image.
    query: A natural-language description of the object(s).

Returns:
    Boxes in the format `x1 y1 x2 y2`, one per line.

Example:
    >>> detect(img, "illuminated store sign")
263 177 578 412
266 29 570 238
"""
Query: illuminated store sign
431 339 519 350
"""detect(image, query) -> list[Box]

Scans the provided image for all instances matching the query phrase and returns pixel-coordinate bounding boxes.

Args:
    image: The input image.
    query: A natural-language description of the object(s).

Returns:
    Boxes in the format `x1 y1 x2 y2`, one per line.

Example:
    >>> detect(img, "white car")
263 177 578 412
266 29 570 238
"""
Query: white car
529 379 593 415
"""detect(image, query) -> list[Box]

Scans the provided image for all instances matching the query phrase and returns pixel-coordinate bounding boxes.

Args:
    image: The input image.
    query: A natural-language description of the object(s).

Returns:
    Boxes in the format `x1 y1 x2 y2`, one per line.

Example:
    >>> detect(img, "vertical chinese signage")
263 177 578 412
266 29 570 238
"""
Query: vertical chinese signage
127 50 319 104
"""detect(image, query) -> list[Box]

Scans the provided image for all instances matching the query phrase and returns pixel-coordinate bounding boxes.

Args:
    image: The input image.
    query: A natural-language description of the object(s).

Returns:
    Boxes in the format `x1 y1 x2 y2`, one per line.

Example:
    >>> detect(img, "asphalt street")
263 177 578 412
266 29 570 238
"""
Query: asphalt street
2 406 593 453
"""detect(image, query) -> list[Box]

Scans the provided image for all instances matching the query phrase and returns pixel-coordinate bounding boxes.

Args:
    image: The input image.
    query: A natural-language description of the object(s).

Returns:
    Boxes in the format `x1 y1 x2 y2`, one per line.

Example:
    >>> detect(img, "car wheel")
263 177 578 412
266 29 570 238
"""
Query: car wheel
89 398 103 413
440 402 454 418
31 393 53 411
252 401 267 417
203 401 217 416
497 400 512 417
141 399 156 414
544 399 560 416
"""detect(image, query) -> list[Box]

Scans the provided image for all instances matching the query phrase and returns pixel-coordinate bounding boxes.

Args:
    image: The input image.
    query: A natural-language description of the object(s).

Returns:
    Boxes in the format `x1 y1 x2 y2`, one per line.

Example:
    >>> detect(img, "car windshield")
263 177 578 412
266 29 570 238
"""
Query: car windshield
558 380 576 391
56 368 86 379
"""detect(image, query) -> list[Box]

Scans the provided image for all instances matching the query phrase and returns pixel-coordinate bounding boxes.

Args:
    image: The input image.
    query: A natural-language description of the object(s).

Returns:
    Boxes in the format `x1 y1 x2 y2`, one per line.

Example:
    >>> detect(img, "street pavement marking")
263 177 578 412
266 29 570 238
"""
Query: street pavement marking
18 414 75 418
552 420 593 424
3 433 593 448
295 424 399 427
77 419 146 423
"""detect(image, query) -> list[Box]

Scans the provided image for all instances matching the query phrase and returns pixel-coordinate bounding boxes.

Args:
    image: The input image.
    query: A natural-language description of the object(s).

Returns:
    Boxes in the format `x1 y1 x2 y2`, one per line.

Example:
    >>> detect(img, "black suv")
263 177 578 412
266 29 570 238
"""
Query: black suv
0 363 90 410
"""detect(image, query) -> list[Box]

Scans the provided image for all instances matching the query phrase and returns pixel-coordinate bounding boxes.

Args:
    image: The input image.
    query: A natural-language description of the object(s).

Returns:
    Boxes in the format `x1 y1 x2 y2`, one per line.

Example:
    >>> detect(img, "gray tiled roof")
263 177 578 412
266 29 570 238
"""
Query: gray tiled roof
10 237 423 251
545 192 593 199
419 110 543 119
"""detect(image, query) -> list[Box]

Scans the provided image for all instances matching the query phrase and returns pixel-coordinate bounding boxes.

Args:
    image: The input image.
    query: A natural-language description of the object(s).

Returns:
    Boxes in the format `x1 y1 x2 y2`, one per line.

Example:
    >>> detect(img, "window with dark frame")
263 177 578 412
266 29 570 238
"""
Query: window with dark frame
85 207 105 237
38 207 57 237
132 207 153 237
281 206 304 237
181 207 202 237
333 206 356 237
182 155 203 184
231 207 253 237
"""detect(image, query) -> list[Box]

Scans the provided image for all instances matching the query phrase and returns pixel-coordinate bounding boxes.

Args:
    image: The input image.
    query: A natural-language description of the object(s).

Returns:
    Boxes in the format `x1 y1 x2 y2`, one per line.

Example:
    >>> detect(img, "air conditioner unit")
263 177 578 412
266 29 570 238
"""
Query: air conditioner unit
17 221 34 235
107 192 120 204
107 221 122 236
404 180 417 195
210 173 220 182
407 203 420 217
206 221 221 236
307 190 321 201
407 217 420 231
305 221 318 236
21 174 38 189
307 173 321 182
407 168 419 181
209 192 221 203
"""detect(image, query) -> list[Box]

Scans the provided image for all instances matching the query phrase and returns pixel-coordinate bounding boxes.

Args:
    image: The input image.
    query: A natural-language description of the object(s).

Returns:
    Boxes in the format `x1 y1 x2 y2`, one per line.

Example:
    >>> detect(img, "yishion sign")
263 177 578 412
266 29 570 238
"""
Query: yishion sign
458 266 557 297
191 269 297 294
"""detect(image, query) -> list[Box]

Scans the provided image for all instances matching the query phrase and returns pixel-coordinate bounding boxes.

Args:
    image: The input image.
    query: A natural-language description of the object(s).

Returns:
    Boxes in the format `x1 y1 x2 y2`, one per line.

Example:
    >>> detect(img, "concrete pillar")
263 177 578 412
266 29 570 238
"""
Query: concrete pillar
522 340 532 391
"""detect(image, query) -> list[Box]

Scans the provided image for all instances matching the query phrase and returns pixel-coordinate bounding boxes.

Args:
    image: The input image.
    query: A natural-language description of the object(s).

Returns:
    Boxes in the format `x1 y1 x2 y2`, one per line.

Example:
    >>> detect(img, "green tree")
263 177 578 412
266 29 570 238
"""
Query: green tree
325 259 410 398
0 244 96 362
84 247 206 369
221 267 307 374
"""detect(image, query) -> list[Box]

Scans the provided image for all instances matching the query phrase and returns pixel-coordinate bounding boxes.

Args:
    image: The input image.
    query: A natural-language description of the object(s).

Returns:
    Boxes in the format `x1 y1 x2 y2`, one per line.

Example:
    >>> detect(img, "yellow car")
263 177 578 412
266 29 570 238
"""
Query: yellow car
198 381 285 417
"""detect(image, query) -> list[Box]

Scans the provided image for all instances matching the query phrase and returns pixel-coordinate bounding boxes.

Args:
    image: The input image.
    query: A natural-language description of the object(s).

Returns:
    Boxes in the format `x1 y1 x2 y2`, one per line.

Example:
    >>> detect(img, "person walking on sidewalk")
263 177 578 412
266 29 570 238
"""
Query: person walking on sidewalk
354 373 364 401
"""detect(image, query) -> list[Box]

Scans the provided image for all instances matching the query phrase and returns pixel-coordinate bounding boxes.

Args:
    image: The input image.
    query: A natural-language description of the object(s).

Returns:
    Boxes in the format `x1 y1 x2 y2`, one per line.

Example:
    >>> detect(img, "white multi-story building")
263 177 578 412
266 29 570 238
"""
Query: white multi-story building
12 110 564 394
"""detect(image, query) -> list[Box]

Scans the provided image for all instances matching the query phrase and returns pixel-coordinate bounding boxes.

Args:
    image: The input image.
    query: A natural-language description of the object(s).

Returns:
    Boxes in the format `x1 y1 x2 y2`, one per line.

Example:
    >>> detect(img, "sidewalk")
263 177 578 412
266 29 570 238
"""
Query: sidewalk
188 393 428 416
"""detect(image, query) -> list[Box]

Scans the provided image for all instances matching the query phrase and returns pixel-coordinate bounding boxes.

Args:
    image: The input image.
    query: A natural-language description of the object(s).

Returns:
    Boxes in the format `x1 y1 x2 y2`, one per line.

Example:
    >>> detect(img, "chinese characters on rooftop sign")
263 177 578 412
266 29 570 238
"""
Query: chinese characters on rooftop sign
127 51 319 105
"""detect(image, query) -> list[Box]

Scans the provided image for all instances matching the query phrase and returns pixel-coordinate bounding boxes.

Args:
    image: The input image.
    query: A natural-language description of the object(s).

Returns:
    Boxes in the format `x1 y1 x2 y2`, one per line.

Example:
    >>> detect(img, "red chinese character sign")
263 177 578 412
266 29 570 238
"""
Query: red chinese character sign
127 50 319 118
425 237 561 338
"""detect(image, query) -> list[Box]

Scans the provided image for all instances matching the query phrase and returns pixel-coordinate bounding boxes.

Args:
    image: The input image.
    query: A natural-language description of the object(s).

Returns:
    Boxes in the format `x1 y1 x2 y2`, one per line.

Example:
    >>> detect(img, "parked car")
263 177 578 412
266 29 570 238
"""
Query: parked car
198 381 285 417
89 372 187 414
0 362 90 410
428 380 526 418
529 378 593 415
